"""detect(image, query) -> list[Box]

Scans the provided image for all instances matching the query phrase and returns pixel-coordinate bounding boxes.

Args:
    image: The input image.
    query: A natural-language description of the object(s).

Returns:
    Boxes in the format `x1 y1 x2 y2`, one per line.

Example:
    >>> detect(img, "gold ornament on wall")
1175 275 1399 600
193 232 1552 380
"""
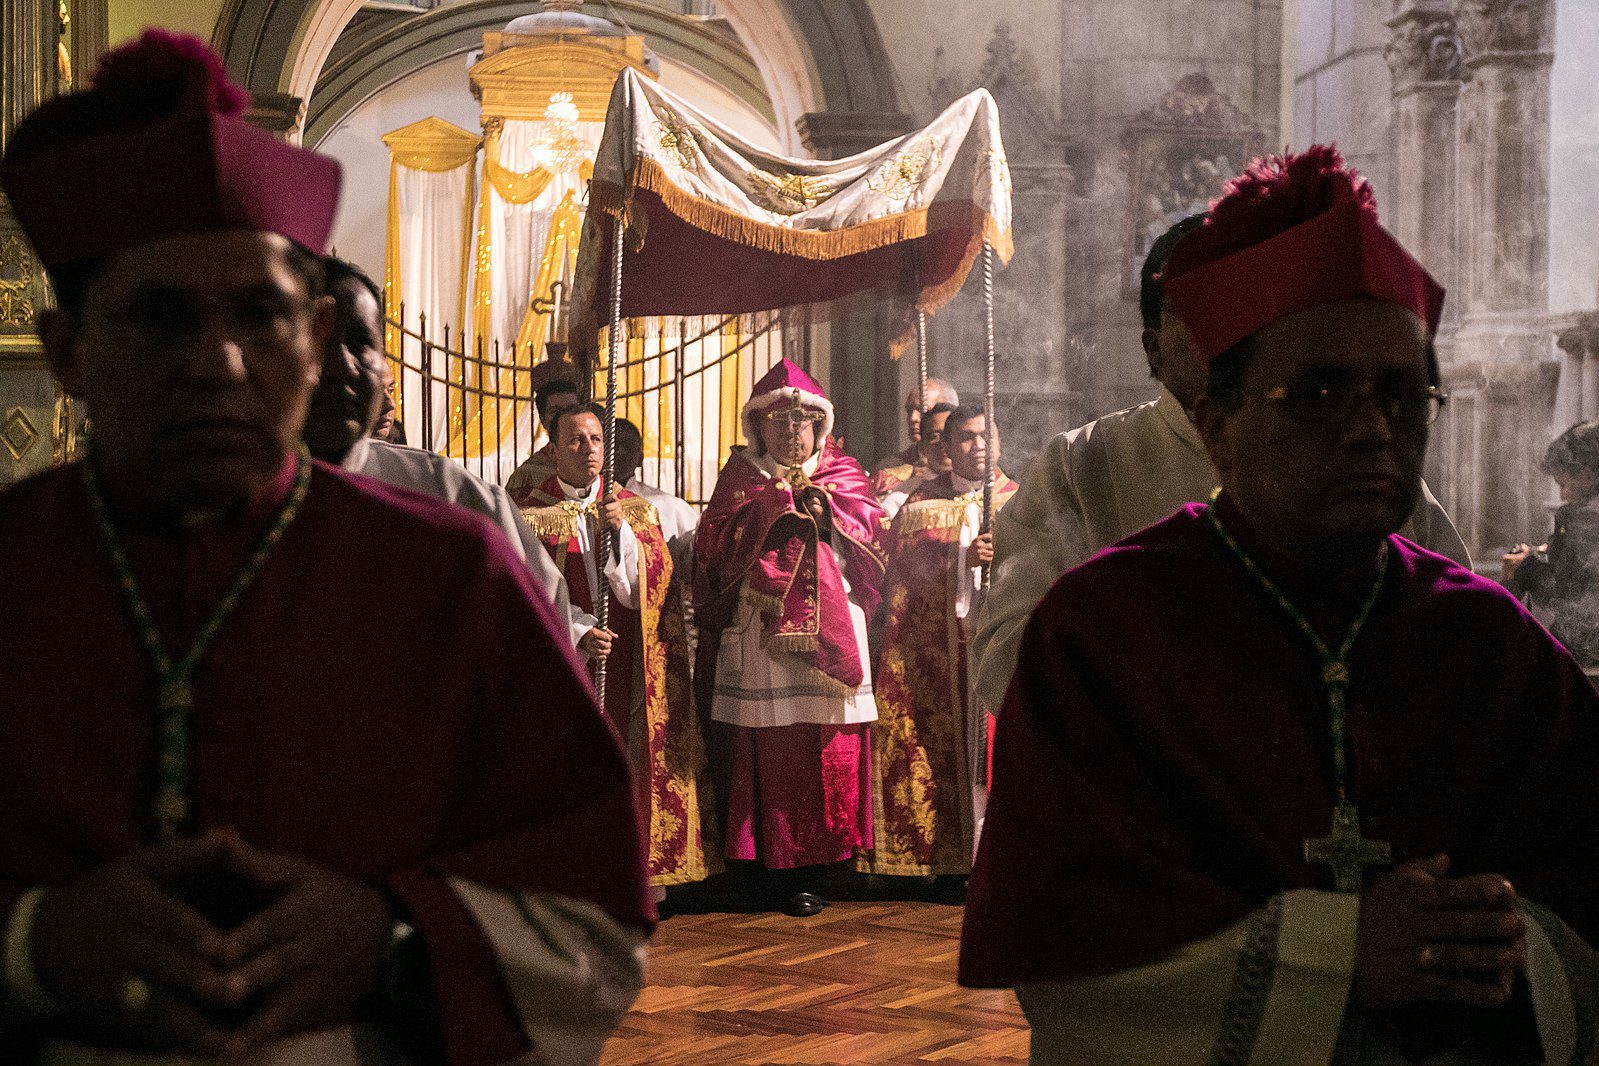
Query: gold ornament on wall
0 235 37 329
2 408 40 462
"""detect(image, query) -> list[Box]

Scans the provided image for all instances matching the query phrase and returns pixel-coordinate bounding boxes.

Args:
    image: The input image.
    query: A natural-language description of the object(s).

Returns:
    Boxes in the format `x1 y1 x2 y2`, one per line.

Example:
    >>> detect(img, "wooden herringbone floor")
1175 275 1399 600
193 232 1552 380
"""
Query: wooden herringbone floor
601 902 1029 1065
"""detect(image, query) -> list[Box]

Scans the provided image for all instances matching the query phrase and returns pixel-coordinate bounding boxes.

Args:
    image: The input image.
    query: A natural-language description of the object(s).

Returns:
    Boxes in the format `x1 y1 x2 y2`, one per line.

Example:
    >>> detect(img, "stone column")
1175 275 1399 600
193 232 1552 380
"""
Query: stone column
1385 2 1470 533
1385 1 1463 335
795 110 915 463
1448 0 1557 550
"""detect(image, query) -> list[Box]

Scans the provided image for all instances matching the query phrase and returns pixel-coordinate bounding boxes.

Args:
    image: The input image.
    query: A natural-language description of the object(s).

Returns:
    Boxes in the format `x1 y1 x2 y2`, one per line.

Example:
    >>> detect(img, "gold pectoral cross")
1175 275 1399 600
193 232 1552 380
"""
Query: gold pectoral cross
1304 801 1391 893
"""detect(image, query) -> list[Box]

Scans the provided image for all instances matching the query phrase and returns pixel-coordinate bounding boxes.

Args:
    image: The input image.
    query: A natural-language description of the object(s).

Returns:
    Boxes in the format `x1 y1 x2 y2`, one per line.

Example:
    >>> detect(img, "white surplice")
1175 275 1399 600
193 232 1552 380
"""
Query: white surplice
1017 892 1596 1065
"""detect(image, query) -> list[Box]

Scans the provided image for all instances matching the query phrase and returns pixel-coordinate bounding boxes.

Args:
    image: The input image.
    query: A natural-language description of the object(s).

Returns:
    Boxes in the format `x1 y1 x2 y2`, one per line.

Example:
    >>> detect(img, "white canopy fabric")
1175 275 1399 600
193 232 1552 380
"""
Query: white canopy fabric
573 68 1013 355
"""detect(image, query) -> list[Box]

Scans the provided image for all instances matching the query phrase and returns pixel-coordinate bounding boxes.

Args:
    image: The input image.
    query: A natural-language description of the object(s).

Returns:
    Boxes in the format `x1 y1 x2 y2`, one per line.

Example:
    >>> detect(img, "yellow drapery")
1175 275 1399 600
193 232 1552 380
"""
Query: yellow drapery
382 118 482 436
451 190 583 459
483 121 555 205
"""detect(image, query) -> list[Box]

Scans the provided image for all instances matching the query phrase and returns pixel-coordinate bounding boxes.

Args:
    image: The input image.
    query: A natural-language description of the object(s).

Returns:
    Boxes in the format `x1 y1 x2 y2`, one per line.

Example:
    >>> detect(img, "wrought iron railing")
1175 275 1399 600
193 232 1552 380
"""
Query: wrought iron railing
384 306 798 504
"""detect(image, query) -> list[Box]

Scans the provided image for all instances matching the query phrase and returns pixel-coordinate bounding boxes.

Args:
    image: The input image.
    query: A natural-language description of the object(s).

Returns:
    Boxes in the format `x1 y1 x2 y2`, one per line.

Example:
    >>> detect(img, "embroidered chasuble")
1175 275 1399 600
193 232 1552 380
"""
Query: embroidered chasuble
521 476 714 887
861 471 1016 877
0 461 652 1065
960 503 1599 1063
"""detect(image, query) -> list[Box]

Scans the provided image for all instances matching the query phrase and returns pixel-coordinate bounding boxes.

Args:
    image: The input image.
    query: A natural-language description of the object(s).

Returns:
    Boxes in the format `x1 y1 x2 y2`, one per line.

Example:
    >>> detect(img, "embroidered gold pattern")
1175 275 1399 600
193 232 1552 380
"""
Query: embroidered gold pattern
868 140 942 204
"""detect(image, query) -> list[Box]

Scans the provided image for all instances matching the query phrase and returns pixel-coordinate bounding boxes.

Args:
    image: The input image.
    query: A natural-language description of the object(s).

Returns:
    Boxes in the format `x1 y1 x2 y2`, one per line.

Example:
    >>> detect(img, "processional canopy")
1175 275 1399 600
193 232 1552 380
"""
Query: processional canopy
572 67 1014 356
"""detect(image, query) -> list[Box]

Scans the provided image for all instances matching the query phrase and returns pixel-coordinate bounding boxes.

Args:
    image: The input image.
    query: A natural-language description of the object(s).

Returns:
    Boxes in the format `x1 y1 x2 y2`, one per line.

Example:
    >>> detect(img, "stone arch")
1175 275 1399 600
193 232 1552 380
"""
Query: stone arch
302 1 780 148
213 0 902 148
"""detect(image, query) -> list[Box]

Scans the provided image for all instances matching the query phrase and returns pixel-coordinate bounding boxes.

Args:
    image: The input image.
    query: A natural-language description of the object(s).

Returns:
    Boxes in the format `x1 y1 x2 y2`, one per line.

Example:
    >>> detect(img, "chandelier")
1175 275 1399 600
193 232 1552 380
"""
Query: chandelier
532 91 588 174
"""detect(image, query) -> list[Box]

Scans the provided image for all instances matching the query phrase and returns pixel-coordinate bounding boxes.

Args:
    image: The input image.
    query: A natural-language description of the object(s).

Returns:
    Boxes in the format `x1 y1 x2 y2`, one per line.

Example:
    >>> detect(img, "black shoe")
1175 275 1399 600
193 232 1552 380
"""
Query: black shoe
781 891 826 917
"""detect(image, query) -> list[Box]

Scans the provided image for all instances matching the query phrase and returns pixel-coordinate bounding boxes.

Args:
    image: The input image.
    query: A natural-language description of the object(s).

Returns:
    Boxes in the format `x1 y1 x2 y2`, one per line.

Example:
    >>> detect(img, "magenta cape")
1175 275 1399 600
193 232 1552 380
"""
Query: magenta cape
0 462 651 1064
959 504 1599 987
693 440 885 692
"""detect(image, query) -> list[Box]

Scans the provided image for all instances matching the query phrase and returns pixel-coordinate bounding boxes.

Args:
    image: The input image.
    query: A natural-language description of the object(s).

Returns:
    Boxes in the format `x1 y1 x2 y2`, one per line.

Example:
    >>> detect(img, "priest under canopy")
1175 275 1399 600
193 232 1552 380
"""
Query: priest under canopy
960 147 1599 1064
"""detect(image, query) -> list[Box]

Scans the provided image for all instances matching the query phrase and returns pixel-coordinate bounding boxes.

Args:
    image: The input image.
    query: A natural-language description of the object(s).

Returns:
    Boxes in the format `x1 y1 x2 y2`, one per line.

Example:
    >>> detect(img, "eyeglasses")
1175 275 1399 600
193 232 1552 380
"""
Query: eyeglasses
1257 381 1449 428
765 408 826 429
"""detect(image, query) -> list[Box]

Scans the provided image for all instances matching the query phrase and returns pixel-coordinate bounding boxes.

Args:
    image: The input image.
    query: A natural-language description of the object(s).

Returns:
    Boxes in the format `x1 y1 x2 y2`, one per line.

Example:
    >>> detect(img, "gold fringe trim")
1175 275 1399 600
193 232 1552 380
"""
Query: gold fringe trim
590 158 1015 267
887 211 1014 358
587 158 1015 360
766 631 818 653
854 856 971 878
521 506 577 540
880 462 915 484
896 499 969 534
741 589 785 615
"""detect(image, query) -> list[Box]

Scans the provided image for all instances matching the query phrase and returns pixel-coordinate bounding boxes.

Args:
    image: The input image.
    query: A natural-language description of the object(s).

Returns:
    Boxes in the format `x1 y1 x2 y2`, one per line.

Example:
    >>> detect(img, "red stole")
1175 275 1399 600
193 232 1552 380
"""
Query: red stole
693 439 885 704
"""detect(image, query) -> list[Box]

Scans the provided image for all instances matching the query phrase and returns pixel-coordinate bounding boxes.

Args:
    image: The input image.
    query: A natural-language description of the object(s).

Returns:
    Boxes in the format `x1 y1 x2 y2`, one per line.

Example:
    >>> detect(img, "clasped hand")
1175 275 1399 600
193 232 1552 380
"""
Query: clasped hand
797 487 832 537
1355 854 1526 1013
30 828 392 1057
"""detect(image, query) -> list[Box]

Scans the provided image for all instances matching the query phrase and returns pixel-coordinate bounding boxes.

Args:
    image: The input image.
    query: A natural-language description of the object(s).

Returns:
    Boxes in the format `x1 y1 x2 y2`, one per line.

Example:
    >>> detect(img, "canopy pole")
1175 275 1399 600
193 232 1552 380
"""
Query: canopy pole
915 309 929 421
595 216 625 709
974 239 997 795
980 240 996 587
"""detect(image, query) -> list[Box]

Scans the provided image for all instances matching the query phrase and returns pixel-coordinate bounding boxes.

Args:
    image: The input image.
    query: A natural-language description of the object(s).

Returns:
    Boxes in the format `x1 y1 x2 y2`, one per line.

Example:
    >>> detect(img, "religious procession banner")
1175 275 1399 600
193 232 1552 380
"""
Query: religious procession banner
573 68 1013 354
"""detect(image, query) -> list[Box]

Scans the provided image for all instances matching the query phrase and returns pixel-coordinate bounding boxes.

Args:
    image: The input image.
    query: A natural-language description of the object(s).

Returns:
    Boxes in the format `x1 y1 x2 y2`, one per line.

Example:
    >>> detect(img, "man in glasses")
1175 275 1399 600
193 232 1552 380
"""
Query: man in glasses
694 360 885 917
961 147 1599 1062
0 32 649 1062
970 213 1470 717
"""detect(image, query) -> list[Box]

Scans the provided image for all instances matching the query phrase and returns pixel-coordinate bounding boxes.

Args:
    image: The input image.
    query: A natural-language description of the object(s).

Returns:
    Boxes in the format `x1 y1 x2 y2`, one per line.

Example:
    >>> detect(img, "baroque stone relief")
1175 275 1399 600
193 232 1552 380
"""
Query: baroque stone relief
928 22 1069 169
1119 74 1263 295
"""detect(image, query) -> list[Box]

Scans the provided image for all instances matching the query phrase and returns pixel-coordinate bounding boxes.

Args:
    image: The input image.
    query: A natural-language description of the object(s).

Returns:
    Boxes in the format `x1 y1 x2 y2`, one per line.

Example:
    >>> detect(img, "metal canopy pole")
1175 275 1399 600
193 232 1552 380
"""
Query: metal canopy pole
972 239 997 796
980 241 996 584
915 309 929 422
594 215 625 709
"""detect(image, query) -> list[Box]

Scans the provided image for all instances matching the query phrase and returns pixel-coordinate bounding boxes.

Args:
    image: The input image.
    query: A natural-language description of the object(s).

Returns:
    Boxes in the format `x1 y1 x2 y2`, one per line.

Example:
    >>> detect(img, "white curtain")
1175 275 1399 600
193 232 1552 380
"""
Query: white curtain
471 118 604 476
395 160 474 451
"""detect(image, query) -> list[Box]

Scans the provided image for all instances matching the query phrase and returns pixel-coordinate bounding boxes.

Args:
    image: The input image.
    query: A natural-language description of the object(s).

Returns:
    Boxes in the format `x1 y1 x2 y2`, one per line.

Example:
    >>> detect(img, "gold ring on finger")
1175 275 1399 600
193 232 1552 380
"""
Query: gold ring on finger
119 975 152 1013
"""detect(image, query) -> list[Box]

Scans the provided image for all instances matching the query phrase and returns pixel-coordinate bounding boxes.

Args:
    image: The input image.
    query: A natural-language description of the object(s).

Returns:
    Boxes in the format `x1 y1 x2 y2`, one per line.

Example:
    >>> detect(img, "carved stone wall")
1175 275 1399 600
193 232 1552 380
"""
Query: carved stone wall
901 6 1282 471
